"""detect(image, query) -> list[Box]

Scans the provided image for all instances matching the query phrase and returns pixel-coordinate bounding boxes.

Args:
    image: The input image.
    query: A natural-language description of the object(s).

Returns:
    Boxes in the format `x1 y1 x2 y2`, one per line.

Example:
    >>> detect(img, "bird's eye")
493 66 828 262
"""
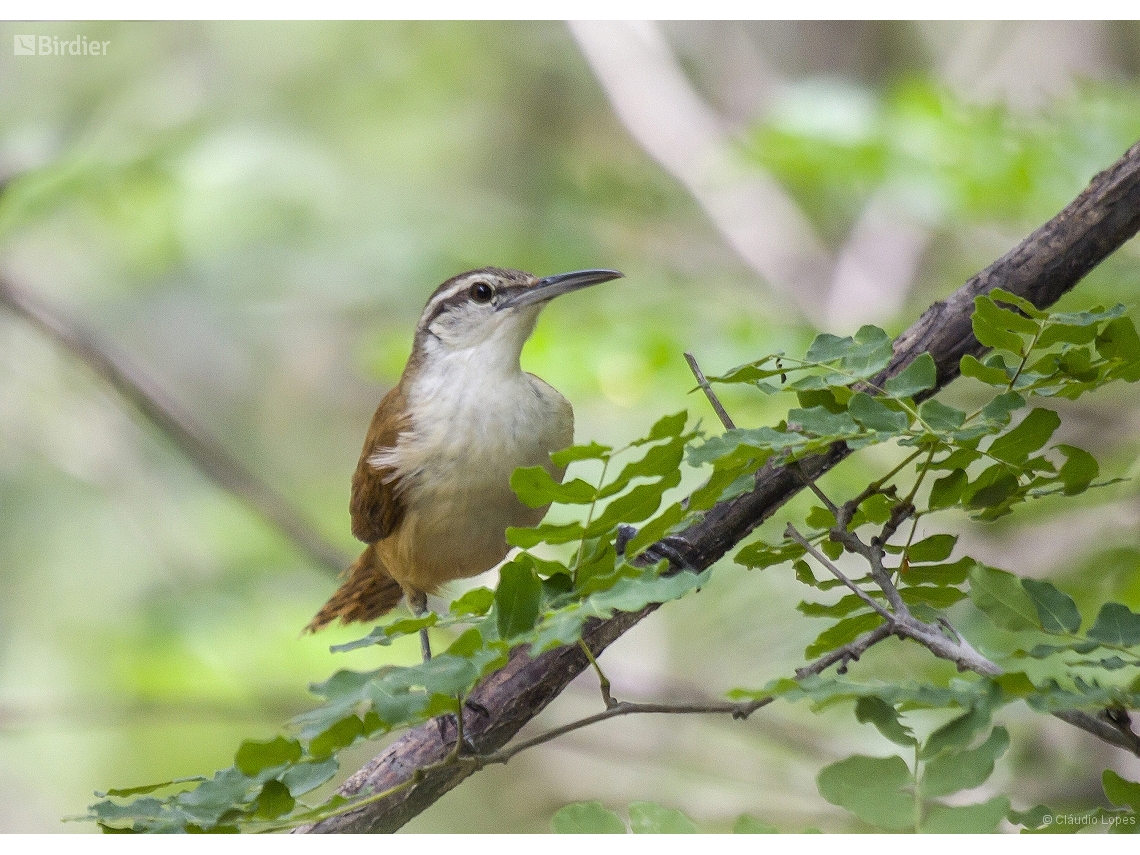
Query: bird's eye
470 282 494 303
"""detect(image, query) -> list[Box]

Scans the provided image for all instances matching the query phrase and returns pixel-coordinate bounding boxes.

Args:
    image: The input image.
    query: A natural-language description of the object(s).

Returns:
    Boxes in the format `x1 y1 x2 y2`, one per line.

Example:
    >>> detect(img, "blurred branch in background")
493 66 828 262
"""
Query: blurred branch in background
569 21 831 323
570 21 932 332
0 274 349 577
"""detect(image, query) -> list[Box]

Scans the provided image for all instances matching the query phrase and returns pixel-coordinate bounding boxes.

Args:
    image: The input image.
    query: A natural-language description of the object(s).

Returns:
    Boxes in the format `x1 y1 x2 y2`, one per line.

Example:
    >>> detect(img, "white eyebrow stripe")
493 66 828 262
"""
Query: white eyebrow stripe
428 280 472 306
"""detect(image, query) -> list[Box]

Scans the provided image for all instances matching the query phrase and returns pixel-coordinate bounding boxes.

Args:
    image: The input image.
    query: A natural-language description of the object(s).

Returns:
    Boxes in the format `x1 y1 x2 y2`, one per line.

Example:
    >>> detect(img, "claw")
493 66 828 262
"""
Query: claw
642 535 692 570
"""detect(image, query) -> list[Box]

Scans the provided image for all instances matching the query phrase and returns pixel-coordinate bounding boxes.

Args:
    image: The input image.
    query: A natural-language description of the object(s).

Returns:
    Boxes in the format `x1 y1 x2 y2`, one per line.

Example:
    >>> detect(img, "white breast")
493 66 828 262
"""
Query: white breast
369 346 573 592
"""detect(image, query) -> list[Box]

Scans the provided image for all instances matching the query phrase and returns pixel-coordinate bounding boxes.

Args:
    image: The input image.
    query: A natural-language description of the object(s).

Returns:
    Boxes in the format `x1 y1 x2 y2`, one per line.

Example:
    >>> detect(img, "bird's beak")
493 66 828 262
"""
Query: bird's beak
497 268 623 311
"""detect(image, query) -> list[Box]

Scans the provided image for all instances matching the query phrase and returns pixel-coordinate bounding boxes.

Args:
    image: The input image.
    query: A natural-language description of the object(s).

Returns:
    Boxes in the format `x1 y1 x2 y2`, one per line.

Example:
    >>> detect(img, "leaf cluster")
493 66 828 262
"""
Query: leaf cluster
87 412 712 832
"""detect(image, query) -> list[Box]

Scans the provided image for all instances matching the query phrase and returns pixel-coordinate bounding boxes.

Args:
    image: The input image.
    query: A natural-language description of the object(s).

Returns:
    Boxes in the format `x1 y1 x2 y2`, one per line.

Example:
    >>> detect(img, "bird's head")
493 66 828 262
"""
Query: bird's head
413 267 623 364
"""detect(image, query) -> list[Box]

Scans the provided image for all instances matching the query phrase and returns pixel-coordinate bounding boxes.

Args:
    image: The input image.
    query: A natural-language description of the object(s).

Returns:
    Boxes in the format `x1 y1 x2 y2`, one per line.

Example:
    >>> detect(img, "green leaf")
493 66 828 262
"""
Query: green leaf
973 294 1032 352
308 715 363 759
932 447 983 470
551 801 626 834
1087 602 1140 647
598 433 689 499
733 814 778 833
960 353 1010 385
1021 579 1081 634
968 564 1040 631
588 469 681 533
795 560 820 586
551 441 612 467
495 559 543 640
907 534 957 563
979 391 1025 425
884 353 937 398
798 593 870 619
928 469 967 510
964 464 1020 512
921 727 1009 798
1104 770 1140 812
805 505 837 531
507 520 585 548
1008 804 1053 830
804 333 853 363
629 801 698 833
736 539 806 570
805 327 891 370
805 612 885 658
918 398 966 430
787 405 860 438
253 779 294 820
450 587 495 616
921 796 1010 833
583 568 708 617
511 466 596 508
99 776 207 798
1096 316 1140 365
855 696 915 747
642 411 689 442
280 758 339 797
416 654 480 696
848 392 909 433
363 677 428 726
989 288 1046 319
854 493 893 525
994 671 1037 698
687 426 800 466
817 754 914 830
446 627 484 658
234 737 301 777
844 326 895 375
921 704 994 760
987 408 1060 465
1056 445 1098 495
175 767 255 827
903 557 975 586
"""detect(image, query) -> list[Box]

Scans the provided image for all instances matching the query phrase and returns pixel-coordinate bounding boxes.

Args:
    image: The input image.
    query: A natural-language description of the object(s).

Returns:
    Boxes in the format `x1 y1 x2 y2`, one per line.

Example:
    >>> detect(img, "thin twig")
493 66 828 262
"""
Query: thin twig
785 523 894 621
467 697 772 768
578 639 616 708
684 351 736 430
0 276 349 576
796 624 895 679
791 462 840 518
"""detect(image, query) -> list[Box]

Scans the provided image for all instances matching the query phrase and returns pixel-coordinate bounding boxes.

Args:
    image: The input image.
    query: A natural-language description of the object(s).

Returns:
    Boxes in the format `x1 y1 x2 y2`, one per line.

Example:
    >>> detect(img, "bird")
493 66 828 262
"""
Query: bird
305 266 623 657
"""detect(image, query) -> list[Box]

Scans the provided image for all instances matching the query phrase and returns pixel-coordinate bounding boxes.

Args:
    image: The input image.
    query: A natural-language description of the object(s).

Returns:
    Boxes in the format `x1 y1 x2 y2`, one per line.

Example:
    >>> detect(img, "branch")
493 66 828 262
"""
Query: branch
684 350 736 430
0 276 350 576
299 140 1140 833
467 696 771 769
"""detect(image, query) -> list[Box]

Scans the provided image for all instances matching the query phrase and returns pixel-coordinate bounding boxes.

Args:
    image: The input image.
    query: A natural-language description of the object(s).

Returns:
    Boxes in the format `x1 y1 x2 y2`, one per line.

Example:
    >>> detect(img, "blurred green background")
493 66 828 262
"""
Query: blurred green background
2 20 1140 833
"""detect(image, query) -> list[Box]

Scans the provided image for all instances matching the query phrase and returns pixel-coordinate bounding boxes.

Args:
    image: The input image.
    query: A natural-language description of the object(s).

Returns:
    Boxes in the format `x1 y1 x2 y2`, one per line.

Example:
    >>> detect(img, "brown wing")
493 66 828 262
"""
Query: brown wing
349 383 408 544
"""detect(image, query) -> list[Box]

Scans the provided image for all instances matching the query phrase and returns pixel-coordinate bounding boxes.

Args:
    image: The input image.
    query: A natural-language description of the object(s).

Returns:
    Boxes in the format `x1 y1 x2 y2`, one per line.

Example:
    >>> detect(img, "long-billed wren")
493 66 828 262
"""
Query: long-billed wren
306 267 622 646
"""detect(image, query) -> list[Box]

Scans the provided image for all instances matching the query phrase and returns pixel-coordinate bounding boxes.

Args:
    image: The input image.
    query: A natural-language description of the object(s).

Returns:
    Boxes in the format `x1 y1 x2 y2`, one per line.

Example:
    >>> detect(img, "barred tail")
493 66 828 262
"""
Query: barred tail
305 543 404 633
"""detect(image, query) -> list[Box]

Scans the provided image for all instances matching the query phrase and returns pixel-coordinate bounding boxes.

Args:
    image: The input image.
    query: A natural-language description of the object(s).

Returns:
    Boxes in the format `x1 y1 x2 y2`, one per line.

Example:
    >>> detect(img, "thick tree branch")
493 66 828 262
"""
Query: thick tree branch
300 140 1140 833
0 277 350 576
